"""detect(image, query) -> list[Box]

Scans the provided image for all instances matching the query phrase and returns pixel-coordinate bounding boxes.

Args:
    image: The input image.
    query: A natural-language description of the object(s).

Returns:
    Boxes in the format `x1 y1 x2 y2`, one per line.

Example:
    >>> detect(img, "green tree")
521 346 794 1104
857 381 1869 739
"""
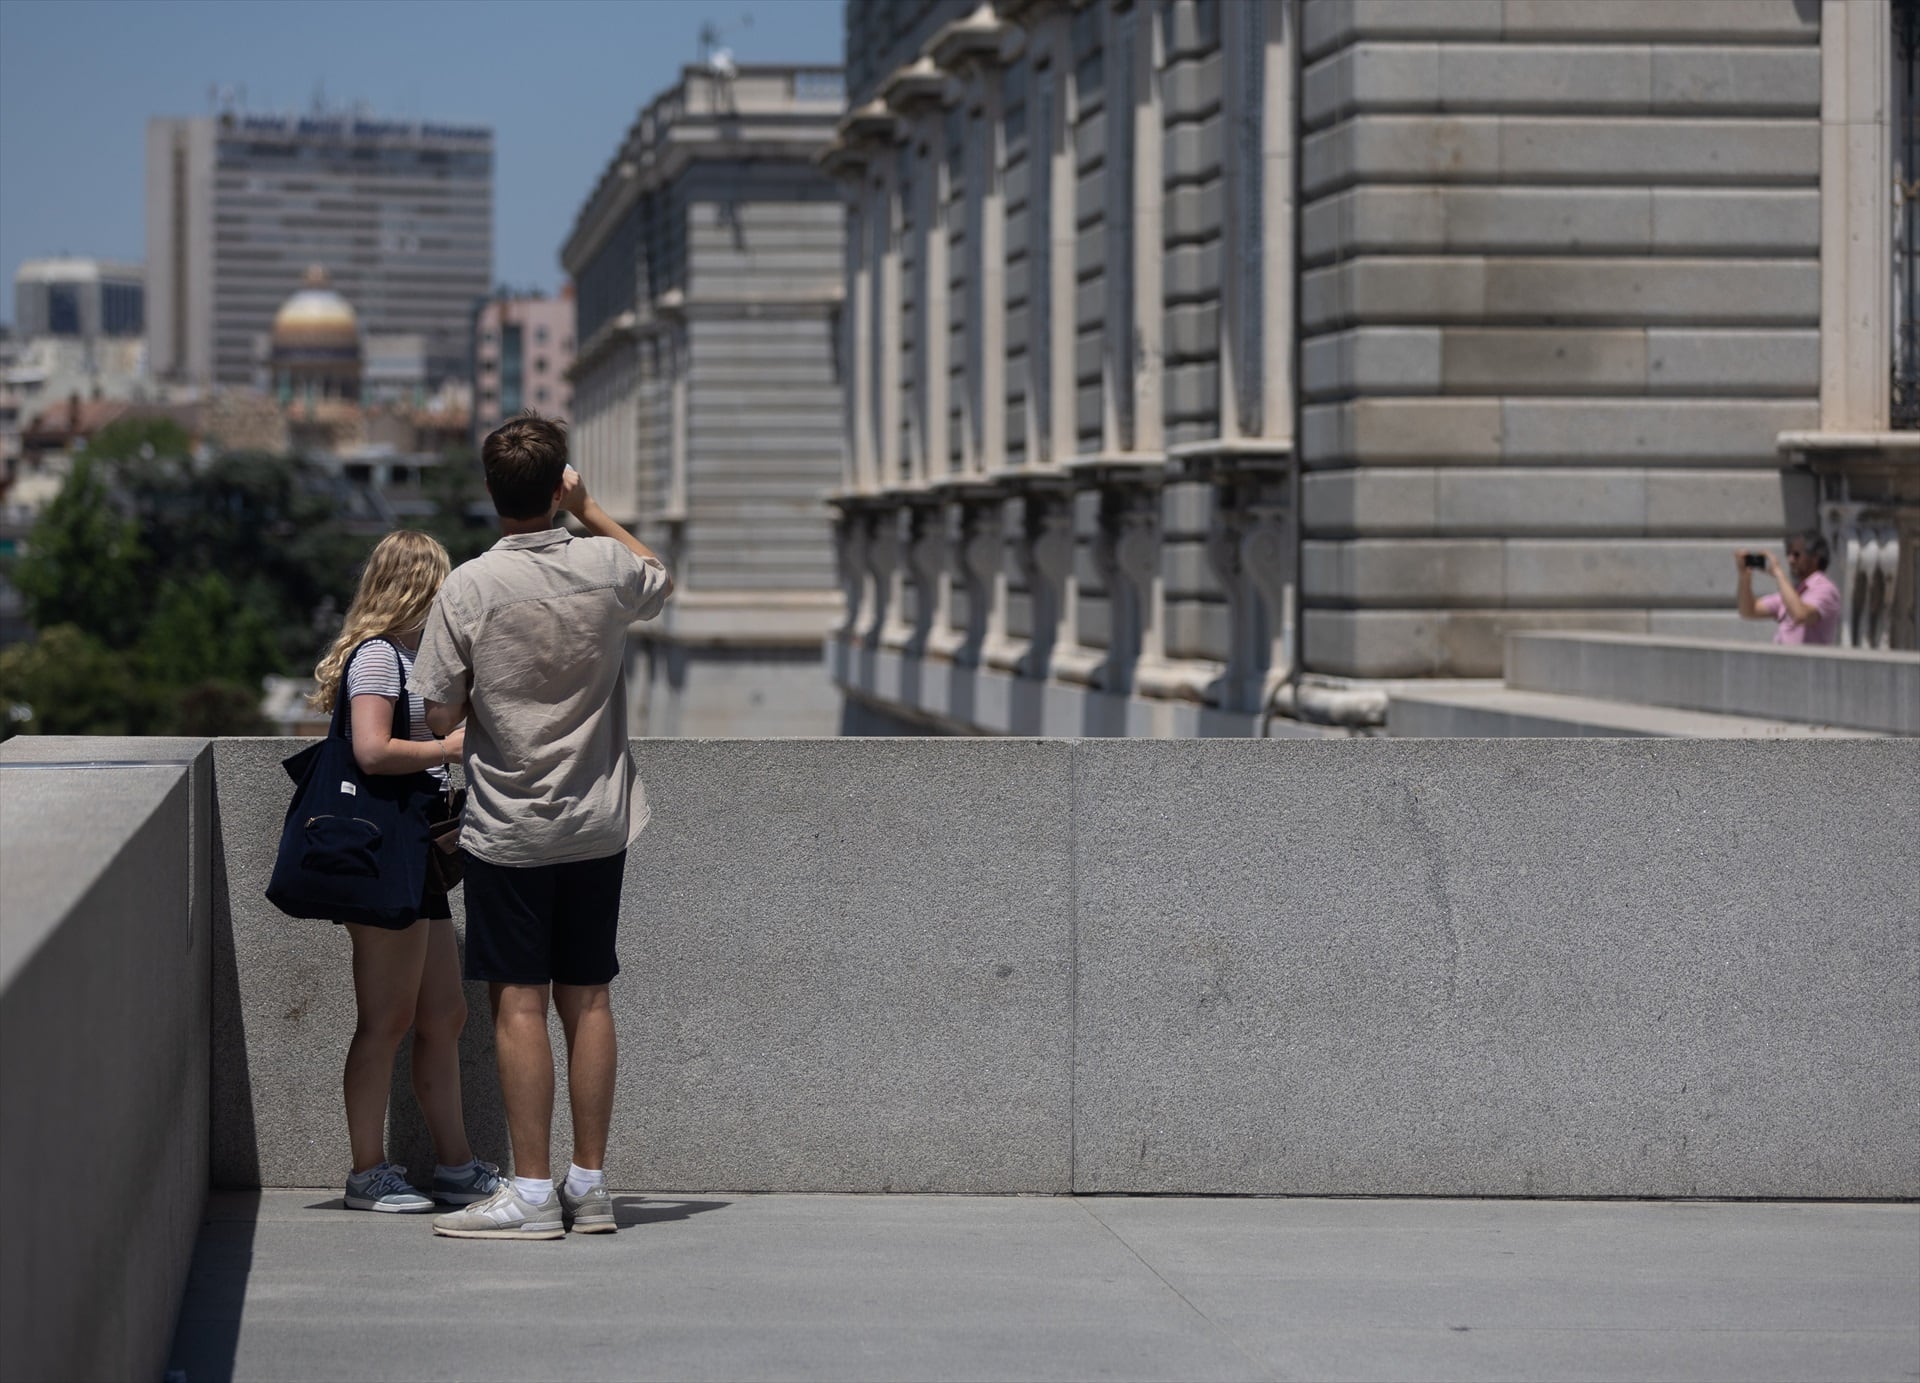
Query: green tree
0 625 155 739
11 458 149 648
163 680 270 736
138 570 282 688
80 415 193 467
120 450 367 671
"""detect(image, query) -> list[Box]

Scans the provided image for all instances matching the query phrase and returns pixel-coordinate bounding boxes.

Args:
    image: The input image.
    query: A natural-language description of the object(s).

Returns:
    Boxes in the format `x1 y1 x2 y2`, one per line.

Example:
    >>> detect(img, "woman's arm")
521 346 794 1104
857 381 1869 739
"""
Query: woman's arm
349 695 462 775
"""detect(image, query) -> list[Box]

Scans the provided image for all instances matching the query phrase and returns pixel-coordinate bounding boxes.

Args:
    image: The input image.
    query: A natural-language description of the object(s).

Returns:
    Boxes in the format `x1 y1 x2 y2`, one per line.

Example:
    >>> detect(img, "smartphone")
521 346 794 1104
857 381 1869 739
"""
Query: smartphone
1743 553 1768 569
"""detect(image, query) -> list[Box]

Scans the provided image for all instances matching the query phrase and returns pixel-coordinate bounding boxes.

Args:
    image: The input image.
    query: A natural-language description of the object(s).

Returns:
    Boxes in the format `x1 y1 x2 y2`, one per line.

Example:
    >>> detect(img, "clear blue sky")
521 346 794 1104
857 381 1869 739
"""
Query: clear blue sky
0 0 843 321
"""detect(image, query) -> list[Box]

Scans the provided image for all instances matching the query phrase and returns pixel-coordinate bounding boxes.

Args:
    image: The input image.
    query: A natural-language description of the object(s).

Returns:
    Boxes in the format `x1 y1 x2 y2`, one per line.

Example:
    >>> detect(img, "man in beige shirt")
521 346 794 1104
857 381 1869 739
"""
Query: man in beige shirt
410 413 671 1240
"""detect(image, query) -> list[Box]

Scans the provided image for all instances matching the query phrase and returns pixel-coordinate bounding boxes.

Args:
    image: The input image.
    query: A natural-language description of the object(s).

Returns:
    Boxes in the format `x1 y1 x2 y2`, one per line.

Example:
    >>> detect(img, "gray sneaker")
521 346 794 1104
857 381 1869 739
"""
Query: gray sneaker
559 1180 616 1234
432 1181 564 1240
345 1162 435 1214
432 1160 501 1205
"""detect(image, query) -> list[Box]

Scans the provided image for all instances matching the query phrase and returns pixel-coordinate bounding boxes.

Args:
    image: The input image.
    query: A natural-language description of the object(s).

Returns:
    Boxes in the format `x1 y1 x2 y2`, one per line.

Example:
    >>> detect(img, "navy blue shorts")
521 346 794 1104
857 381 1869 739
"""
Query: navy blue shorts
460 849 626 986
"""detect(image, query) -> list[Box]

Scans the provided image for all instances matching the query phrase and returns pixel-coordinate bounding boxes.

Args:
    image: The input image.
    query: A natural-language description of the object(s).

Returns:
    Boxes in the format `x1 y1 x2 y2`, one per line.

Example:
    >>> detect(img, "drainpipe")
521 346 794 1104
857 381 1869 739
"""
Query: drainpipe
1263 0 1308 739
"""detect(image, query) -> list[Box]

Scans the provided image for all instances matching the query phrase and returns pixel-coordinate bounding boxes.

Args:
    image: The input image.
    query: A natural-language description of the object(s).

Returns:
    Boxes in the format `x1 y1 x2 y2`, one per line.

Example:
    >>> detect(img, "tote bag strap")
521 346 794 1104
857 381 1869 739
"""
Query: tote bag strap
333 637 412 742
385 637 412 741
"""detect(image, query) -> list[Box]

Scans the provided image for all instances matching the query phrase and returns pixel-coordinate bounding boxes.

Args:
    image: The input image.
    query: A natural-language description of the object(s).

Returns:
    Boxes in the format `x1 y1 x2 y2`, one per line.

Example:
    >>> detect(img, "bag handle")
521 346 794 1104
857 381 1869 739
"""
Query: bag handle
387 638 412 742
331 636 412 743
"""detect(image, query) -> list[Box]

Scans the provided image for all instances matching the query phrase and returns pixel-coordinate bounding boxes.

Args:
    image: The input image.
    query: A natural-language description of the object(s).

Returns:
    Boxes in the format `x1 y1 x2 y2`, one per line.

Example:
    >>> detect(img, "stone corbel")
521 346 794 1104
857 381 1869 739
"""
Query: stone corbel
1165 445 1295 705
1097 485 1162 696
1240 491 1296 701
862 504 903 650
950 492 1004 666
902 498 951 657
830 502 872 639
1198 497 1257 710
989 486 1075 678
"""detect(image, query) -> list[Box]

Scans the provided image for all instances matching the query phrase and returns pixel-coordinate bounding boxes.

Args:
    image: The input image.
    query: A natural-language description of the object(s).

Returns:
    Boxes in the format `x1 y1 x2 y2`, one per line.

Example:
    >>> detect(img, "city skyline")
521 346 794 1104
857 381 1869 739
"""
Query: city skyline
0 0 842 323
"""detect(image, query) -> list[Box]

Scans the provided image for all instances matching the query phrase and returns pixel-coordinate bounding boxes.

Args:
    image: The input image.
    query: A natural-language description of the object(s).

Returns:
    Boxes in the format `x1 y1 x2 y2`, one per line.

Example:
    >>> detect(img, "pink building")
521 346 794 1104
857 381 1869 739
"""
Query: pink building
472 287 574 436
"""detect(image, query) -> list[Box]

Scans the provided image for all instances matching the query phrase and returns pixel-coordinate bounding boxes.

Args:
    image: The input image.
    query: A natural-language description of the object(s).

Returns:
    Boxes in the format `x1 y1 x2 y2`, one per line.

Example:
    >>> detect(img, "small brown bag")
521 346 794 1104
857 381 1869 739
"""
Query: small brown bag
426 787 466 892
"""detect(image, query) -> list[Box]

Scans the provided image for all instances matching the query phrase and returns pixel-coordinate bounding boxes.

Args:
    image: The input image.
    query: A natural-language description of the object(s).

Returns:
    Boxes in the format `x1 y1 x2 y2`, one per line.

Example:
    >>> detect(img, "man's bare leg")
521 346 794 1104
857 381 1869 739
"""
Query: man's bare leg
489 981 554 1180
553 983 615 1171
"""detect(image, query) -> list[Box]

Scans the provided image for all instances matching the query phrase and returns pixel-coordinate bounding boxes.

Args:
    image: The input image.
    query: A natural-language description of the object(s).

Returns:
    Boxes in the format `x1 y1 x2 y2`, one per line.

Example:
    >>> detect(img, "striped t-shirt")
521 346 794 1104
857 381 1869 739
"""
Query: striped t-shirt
344 638 448 785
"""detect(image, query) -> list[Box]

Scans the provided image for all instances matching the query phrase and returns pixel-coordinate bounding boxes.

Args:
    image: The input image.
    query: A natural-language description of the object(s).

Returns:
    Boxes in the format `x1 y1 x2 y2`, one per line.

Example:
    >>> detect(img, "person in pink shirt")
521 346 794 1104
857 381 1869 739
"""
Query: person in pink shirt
1736 531 1842 646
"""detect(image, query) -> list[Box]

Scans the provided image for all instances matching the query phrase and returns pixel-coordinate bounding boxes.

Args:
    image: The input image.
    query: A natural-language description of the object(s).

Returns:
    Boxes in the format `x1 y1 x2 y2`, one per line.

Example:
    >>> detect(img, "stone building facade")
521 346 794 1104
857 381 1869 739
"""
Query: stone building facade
562 65 848 736
826 0 1917 737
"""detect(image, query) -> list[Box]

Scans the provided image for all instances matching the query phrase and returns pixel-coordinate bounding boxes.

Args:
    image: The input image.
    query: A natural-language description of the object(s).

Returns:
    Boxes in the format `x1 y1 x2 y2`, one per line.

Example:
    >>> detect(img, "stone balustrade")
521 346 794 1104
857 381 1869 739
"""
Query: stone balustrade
1779 431 1920 652
830 446 1296 735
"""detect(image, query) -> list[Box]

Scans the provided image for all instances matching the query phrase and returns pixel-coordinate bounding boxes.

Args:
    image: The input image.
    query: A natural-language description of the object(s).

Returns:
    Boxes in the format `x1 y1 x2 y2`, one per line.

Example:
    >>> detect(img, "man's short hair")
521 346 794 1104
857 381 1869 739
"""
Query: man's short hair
482 412 568 519
1790 529 1831 571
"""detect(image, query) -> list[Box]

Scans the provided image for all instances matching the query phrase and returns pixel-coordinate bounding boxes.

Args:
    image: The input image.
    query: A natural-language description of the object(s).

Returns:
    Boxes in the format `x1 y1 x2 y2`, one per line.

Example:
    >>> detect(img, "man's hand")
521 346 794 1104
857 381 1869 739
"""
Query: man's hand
558 465 590 519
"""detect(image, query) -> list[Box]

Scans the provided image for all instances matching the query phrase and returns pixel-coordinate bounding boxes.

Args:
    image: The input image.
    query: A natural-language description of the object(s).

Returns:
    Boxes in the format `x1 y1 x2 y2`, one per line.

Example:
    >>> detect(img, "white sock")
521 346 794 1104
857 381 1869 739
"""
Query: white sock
565 1162 606 1197
512 1175 554 1202
435 1158 481 1178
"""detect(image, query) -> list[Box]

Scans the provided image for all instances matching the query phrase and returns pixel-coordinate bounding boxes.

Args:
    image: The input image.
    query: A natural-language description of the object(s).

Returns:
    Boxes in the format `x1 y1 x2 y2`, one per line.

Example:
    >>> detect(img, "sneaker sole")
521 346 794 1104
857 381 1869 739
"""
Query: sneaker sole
344 1195 435 1213
569 1220 617 1235
432 1224 565 1240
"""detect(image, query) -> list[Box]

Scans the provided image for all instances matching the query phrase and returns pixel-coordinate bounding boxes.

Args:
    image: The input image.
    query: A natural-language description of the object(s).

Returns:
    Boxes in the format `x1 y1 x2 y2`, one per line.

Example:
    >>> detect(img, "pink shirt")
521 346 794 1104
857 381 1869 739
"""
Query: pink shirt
1757 569 1841 646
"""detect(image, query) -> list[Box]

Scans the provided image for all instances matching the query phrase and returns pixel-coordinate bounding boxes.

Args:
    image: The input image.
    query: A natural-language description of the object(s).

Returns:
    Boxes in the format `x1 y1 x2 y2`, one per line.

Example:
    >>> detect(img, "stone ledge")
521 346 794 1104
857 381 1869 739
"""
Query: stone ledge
1504 631 1920 734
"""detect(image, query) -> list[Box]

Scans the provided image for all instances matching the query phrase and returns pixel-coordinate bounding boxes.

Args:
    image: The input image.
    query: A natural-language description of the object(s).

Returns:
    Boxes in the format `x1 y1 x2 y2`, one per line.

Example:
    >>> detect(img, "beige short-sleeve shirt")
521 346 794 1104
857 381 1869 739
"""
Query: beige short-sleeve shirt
409 528 670 867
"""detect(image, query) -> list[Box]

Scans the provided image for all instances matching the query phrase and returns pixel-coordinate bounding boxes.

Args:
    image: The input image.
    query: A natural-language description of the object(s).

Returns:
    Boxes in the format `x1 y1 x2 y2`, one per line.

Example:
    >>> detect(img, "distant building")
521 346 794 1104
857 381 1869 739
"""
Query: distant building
561 64 847 737
363 333 431 407
269 266 361 405
472 291 574 439
146 109 493 392
12 259 144 343
4 259 153 501
201 272 471 464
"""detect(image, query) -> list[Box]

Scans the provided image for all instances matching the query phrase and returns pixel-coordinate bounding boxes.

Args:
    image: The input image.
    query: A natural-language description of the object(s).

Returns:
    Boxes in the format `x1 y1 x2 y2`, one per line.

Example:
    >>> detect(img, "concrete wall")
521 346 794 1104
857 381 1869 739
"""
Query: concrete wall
209 736 1917 1198
0 739 212 1383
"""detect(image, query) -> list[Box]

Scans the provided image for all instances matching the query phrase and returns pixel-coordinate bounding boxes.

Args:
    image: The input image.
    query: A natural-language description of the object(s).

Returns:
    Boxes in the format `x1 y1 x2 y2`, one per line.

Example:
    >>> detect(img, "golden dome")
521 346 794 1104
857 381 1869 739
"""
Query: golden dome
272 265 359 351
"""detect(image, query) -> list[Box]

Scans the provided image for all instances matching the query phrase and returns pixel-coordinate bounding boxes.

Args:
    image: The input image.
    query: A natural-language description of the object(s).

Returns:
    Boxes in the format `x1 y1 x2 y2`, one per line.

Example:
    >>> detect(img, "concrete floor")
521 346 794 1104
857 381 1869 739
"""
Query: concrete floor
167 1191 1919 1383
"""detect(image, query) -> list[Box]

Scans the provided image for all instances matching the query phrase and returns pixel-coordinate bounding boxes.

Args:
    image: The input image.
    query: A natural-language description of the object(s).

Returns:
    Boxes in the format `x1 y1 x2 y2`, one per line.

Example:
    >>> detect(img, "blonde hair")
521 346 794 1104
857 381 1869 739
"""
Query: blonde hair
309 530 452 713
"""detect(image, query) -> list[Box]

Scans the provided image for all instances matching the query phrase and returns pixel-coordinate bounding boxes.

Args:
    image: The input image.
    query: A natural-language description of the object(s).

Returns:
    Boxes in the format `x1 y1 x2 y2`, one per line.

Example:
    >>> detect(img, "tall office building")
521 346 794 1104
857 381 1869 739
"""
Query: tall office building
146 110 492 392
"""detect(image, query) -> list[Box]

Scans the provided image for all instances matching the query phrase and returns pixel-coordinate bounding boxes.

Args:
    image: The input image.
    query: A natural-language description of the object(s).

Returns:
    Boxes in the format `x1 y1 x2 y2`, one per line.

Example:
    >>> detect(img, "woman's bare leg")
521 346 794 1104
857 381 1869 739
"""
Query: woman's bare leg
343 921 429 1173
410 917 474 1166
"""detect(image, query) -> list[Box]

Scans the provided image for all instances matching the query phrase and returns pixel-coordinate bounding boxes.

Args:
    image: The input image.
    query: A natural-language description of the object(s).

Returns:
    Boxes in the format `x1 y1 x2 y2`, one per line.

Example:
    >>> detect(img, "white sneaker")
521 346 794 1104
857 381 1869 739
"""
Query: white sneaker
344 1162 435 1213
432 1181 564 1240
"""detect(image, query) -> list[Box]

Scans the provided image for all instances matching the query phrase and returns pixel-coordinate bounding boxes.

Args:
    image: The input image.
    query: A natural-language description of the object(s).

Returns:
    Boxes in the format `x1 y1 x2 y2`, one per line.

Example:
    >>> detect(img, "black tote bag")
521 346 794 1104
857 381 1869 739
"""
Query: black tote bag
265 638 439 927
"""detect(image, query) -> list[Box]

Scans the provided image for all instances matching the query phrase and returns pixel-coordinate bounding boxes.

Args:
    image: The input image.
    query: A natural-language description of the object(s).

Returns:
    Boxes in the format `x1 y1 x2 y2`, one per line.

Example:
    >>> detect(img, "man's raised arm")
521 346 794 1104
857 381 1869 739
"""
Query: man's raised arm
558 466 675 601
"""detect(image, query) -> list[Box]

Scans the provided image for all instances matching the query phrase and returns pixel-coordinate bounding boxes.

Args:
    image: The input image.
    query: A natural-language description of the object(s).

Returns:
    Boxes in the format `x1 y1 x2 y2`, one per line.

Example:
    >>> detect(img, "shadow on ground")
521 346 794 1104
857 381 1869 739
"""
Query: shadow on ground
290 1194 730 1226
612 1195 729 1228
164 1191 260 1383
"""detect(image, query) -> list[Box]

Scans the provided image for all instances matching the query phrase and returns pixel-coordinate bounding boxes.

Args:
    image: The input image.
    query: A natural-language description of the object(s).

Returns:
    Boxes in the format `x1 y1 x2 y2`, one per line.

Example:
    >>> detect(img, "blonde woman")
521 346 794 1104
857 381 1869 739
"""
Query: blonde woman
308 530 499 1213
